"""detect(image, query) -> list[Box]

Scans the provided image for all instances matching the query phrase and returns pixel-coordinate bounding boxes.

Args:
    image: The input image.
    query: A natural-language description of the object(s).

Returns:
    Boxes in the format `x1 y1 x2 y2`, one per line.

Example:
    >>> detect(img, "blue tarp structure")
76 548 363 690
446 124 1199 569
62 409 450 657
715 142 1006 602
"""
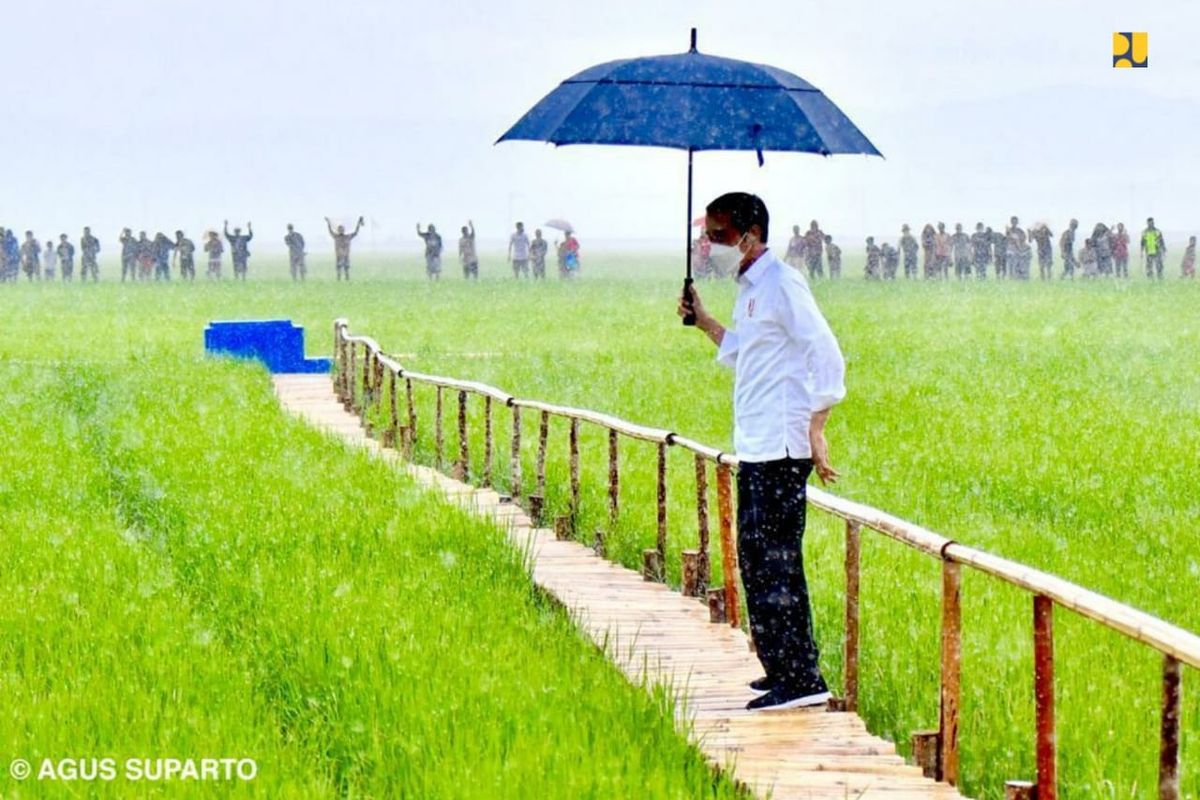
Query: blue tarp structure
204 319 331 374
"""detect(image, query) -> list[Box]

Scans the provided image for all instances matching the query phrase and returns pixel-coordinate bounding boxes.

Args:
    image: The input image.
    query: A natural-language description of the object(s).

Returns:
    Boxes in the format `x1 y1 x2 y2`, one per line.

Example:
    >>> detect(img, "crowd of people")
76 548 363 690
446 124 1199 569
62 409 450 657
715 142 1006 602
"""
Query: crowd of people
0 221 261 282
731 217 1191 282
0 218 584 283
415 221 582 281
4 214 1192 283
690 216 1195 282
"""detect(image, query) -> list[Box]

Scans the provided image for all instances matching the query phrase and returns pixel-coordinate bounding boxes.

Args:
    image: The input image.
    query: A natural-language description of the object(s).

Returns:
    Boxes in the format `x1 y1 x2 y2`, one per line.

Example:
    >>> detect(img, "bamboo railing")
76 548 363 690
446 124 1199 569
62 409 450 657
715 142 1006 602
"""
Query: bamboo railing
333 317 1197 799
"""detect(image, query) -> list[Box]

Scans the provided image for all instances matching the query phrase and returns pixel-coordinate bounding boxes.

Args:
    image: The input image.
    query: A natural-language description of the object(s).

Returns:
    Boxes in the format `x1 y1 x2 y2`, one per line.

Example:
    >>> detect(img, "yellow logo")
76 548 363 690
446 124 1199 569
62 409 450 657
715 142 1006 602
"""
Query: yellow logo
1113 32 1148 68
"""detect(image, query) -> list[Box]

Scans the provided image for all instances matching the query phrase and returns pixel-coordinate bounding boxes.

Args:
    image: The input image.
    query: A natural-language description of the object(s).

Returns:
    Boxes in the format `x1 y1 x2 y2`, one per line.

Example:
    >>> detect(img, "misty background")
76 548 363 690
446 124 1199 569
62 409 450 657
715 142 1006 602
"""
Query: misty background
2 0 1196 253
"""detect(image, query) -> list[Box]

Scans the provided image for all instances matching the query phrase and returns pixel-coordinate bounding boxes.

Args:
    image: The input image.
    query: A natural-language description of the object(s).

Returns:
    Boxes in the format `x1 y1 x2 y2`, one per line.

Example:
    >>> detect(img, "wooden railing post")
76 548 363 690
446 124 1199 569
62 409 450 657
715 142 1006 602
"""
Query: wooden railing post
715 463 740 628
844 520 861 713
483 396 493 487
372 351 383 406
348 342 358 412
655 441 667 573
434 386 444 470
360 346 370 421
333 323 343 401
694 454 710 594
509 404 522 499
941 559 962 786
607 429 619 524
455 390 469 481
1034 594 1057 800
568 418 580 531
707 587 727 623
681 550 700 597
1004 781 1035 800
385 370 399 447
535 411 549 493
912 731 941 779
1160 655 1182 800
405 377 416 455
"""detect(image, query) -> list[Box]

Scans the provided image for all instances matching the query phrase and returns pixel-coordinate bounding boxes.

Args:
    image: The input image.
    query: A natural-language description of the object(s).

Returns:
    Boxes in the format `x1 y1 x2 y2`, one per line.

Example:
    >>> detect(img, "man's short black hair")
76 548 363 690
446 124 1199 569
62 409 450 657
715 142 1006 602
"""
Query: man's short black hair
706 192 769 243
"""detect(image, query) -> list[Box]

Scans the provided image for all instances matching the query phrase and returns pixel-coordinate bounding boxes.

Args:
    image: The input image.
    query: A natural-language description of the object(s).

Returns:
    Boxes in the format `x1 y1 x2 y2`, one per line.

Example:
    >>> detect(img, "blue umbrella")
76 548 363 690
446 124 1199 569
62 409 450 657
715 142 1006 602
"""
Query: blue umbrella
497 28 882 320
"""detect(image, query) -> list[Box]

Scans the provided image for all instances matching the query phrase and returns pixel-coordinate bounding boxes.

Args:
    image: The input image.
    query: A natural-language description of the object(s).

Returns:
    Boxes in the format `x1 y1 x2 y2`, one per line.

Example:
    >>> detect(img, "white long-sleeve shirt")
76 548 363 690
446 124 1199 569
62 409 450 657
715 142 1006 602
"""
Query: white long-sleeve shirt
715 249 846 462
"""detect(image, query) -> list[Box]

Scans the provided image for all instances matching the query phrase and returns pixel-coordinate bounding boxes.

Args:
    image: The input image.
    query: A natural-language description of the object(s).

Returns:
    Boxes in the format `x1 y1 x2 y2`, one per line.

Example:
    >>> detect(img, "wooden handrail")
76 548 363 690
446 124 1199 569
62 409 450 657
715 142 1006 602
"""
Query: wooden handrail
333 318 1194 798
331 317 1200 666
515 399 673 444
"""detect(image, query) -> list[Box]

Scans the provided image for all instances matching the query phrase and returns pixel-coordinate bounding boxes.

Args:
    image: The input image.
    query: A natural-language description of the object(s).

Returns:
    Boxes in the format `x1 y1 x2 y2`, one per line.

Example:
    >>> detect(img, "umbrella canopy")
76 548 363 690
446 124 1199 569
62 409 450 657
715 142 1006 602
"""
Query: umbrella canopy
496 29 880 319
497 30 880 162
544 218 574 233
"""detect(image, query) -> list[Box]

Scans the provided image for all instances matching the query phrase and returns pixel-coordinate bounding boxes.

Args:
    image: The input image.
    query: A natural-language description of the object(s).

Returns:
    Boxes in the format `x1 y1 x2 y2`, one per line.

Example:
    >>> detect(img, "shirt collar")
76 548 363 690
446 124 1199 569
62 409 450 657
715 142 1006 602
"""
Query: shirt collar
738 248 773 286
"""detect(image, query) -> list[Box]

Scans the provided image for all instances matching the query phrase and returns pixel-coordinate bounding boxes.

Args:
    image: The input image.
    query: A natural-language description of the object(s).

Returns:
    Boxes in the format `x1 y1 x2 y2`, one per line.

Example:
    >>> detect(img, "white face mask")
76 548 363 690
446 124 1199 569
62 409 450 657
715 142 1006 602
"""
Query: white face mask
709 233 748 273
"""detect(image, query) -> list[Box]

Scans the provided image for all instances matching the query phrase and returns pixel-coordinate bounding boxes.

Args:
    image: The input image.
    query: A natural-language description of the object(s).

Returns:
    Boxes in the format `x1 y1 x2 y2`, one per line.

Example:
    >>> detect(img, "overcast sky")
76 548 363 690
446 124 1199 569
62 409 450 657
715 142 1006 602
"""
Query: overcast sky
1 0 1196 251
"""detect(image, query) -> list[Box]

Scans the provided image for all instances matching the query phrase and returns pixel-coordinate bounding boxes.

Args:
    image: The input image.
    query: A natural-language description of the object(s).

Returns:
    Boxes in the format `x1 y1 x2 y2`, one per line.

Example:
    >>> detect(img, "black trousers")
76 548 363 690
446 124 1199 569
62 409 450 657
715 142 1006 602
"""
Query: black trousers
737 457 824 691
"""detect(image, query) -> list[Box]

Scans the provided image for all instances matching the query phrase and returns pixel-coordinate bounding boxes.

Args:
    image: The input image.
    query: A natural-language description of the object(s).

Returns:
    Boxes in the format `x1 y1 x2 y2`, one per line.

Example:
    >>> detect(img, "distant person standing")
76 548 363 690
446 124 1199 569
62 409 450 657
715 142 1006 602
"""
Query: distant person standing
458 220 479 280
20 231 40 280
5 229 18 281
56 234 75 281
1080 238 1099 278
80 227 100 281
971 223 991 279
285 223 307 281
204 231 224 279
824 235 841 279
531 228 549 279
561 230 581 277
921 223 936 278
175 230 196 280
119 227 136 281
991 226 1007 278
802 220 824 279
1111 222 1130 278
1141 217 1165 280
329 217 364 281
224 220 253 280
135 231 155 280
881 242 899 280
1005 216 1027 279
864 236 881 280
899 224 919 279
933 222 951 279
1059 218 1078 279
950 223 971 279
785 224 805 271
42 238 57 280
153 232 174 280
1092 223 1113 276
416 222 442 280
508 222 530 278
1181 236 1196 279
1030 223 1054 280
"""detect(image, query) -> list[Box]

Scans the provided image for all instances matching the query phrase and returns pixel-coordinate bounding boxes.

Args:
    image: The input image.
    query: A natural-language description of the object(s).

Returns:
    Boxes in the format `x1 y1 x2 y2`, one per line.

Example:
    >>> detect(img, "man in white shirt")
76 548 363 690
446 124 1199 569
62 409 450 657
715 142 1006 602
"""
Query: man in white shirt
679 192 846 712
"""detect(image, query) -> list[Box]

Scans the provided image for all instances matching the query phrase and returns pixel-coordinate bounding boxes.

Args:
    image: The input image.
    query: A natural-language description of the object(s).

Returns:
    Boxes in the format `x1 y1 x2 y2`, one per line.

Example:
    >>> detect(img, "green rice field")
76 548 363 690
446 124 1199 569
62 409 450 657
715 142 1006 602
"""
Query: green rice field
0 251 1197 798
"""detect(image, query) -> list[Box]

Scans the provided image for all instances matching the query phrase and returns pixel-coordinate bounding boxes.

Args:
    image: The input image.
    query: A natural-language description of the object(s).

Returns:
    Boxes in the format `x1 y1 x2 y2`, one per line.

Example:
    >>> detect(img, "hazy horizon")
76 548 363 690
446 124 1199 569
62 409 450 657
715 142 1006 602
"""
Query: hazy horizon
1 0 1195 254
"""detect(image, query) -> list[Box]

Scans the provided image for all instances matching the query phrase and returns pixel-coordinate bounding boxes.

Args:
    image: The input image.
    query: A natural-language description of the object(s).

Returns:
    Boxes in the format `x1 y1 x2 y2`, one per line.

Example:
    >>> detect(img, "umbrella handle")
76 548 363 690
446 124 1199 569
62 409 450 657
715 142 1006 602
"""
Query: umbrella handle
681 277 697 327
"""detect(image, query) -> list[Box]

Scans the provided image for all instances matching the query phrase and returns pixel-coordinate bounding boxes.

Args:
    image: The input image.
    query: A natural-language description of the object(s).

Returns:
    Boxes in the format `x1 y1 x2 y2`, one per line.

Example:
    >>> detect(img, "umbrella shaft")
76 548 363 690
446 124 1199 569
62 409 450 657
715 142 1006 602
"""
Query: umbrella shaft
686 147 694 281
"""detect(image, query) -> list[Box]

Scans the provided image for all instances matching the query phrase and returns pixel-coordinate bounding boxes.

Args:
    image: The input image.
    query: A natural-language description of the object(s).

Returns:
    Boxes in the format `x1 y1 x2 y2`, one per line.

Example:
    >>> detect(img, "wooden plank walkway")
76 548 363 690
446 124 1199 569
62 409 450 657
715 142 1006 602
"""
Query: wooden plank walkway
274 374 970 800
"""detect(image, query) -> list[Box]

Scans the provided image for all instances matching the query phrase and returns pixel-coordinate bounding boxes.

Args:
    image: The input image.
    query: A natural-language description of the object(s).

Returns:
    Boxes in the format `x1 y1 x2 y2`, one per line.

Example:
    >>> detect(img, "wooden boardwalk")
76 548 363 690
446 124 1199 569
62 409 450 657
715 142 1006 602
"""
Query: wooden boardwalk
274 374 970 800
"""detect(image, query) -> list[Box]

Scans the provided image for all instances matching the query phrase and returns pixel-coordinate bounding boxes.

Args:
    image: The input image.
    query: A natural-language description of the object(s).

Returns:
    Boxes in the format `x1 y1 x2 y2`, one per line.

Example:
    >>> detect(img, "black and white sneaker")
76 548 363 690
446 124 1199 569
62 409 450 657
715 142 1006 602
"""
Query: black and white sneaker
748 676 774 693
745 683 831 711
